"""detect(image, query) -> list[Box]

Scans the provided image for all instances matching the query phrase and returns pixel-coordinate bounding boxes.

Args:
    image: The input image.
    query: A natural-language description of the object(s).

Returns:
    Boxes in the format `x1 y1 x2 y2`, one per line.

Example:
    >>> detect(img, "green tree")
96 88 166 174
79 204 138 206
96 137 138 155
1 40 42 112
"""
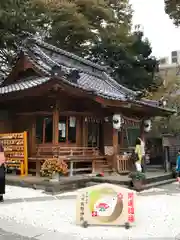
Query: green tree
0 0 159 92
90 25 160 91
164 0 180 26
44 0 159 91
0 0 49 77
42 0 132 55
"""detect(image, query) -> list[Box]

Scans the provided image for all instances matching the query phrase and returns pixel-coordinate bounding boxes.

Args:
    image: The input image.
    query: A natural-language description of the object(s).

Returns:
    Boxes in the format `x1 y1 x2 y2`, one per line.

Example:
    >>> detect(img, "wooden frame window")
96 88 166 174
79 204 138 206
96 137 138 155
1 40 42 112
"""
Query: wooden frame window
36 116 53 144
58 116 76 143
88 122 99 147
121 127 140 148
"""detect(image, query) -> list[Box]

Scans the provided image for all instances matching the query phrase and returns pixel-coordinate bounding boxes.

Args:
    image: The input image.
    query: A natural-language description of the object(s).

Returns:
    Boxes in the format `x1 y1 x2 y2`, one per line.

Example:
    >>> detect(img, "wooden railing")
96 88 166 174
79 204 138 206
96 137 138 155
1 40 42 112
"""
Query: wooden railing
28 145 111 176
116 154 132 173
36 145 100 157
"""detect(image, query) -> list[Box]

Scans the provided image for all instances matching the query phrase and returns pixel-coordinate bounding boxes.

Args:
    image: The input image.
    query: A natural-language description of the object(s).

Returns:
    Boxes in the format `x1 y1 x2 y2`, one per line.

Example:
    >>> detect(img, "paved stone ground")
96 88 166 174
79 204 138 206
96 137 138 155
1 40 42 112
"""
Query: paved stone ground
0 228 37 240
0 183 180 239
139 180 180 196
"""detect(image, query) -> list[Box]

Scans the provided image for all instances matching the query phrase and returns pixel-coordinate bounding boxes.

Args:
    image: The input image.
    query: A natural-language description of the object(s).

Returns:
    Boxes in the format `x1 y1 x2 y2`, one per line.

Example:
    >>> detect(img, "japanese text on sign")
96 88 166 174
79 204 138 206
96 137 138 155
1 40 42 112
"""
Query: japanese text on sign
85 191 88 204
80 193 85 222
128 192 134 223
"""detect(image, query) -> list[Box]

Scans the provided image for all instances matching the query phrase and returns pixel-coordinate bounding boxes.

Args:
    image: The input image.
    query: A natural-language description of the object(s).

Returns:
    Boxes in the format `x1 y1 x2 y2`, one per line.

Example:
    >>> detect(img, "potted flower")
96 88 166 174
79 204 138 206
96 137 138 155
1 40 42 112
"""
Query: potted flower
40 158 68 180
55 158 68 178
128 171 146 191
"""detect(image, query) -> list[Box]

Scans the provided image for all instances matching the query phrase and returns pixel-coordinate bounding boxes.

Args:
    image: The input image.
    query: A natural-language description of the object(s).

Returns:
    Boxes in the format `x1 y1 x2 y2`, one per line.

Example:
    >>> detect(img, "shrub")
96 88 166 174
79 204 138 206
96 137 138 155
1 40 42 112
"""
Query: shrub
40 158 68 177
128 171 146 181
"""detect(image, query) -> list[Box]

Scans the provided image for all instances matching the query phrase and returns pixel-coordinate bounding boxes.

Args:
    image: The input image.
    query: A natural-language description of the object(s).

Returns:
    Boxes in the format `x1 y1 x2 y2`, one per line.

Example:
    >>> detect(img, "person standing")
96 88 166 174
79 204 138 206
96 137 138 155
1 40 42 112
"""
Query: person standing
134 138 142 172
0 142 5 202
138 137 146 173
176 150 180 188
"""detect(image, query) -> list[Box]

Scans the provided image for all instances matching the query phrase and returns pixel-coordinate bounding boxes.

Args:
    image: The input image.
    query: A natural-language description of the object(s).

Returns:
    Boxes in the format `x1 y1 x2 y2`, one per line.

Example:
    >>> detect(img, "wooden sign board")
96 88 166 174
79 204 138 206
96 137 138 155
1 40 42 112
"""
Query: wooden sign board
76 183 136 228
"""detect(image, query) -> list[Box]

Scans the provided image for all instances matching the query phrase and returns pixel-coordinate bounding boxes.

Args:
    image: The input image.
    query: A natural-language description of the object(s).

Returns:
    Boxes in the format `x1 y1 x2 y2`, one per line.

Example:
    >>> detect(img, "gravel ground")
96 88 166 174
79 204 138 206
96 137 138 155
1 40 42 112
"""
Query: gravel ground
0 183 180 239
0 227 36 240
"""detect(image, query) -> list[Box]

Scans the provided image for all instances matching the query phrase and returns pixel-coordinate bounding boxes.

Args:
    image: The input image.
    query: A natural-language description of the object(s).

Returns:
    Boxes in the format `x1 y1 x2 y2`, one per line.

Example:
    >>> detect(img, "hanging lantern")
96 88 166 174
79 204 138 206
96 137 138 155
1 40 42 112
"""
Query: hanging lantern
112 114 122 130
144 119 152 132
69 116 76 127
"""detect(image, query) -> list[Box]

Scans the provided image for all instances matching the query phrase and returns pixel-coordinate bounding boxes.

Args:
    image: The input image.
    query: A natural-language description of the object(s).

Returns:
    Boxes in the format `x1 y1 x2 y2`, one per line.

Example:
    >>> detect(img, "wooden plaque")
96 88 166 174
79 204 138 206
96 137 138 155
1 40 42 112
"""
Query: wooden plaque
76 183 136 228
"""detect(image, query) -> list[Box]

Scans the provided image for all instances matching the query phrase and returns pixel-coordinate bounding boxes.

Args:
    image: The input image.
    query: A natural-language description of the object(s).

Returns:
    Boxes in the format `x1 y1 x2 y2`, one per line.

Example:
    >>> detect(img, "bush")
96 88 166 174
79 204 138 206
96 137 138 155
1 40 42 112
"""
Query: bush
128 171 146 181
40 158 68 177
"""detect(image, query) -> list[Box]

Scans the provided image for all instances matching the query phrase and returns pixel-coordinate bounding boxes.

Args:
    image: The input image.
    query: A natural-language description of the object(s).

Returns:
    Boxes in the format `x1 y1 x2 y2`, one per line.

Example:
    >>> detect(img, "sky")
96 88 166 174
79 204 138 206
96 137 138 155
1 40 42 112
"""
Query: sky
130 0 180 59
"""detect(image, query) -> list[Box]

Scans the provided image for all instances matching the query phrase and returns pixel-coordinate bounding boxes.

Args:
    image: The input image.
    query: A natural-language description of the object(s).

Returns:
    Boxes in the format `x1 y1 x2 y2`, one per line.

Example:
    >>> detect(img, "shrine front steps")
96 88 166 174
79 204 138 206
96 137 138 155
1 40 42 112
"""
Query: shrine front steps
5 171 174 194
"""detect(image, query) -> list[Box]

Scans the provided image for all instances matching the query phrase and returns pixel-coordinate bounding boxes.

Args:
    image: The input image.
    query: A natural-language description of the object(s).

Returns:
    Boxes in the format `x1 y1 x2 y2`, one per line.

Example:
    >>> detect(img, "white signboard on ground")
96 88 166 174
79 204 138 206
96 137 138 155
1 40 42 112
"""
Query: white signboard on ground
76 183 136 228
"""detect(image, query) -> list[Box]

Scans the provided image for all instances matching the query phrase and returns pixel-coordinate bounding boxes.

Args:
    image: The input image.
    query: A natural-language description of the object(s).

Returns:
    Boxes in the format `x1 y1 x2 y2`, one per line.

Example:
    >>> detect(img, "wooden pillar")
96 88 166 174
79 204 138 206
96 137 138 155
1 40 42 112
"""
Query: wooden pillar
119 126 124 149
76 116 81 146
140 120 145 141
31 118 36 154
82 117 88 147
53 103 59 144
112 128 119 170
25 117 36 156
140 120 146 172
99 121 105 154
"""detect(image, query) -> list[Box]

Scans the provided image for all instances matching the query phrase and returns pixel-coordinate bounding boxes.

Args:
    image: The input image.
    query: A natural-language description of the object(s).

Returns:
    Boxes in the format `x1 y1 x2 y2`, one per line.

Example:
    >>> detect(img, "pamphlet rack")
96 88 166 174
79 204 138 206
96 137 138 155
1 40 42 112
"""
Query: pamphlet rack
0 131 28 176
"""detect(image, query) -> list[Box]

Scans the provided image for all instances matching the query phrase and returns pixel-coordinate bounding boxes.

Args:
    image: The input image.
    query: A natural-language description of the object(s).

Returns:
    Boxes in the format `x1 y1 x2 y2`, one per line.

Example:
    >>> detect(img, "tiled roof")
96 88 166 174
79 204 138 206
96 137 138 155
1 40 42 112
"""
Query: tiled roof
0 36 176 114
134 99 176 113
19 37 138 101
0 77 50 94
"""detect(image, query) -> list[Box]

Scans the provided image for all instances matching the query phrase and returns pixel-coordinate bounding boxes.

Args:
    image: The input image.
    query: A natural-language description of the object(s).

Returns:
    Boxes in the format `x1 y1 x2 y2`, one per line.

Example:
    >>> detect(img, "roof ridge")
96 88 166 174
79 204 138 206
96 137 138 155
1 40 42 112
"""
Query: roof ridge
103 72 138 97
23 44 105 80
27 37 107 72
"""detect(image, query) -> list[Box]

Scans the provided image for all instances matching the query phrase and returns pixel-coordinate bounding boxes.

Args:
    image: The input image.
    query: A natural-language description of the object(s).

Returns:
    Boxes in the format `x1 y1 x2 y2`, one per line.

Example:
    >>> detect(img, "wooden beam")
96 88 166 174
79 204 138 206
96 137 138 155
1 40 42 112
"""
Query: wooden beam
53 102 59 144
112 128 119 170
31 117 36 155
95 96 173 117
76 116 81 146
94 96 127 107
113 128 119 154
58 111 104 117
16 111 52 116
99 122 105 154
82 117 88 147
2 54 28 86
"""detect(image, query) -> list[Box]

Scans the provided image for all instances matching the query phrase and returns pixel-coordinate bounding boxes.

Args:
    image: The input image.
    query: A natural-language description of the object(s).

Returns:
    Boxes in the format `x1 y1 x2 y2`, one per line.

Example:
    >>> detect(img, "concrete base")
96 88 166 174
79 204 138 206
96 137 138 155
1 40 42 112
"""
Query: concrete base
5 171 174 193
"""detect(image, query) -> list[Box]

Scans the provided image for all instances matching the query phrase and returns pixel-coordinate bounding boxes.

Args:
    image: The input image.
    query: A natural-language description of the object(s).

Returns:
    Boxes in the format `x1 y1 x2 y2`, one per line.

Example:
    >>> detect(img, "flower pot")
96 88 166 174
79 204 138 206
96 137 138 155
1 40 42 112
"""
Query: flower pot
132 179 143 191
50 172 60 182
58 173 64 180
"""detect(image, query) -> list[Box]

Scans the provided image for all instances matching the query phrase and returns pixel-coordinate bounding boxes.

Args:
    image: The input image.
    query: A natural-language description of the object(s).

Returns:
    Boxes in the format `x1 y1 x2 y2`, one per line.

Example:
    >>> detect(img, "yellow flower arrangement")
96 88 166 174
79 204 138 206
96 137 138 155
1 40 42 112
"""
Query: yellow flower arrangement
40 158 68 177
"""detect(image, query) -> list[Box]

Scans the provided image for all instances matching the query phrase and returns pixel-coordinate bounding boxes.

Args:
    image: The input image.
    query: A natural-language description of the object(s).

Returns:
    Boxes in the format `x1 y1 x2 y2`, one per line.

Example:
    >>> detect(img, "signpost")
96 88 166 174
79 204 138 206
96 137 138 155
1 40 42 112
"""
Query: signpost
76 183 136 228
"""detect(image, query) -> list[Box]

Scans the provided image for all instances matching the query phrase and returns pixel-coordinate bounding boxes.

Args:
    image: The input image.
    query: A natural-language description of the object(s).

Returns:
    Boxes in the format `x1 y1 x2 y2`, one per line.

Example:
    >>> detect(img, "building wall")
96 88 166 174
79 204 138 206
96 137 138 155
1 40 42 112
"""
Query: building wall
162 135 180 164
0 120 12 133
104 122 112 146
159 64 180 89
103 122 113 155
0 111 12 133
